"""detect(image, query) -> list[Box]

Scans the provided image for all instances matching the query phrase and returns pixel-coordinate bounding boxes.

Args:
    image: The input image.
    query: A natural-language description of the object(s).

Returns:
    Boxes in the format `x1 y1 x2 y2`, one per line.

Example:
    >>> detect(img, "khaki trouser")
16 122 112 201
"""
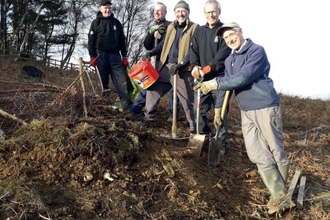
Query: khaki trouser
144 63 195 132
241 106 289 172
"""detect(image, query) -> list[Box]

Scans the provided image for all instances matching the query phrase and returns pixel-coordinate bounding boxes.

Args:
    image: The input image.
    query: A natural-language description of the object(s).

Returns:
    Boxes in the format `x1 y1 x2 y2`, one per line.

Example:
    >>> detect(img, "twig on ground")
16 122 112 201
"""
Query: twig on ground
0 108 28 125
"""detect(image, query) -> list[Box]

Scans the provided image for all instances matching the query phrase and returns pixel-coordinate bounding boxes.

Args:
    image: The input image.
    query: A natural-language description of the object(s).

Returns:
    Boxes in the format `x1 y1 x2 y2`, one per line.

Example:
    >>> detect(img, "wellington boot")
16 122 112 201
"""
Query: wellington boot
267 165 289 206
260 168 295 215
278 164 289 183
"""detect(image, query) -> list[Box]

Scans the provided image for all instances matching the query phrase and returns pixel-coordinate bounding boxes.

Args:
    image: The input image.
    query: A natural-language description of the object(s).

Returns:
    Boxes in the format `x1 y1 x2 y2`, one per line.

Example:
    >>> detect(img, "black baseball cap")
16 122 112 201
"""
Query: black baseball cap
100 0 112 6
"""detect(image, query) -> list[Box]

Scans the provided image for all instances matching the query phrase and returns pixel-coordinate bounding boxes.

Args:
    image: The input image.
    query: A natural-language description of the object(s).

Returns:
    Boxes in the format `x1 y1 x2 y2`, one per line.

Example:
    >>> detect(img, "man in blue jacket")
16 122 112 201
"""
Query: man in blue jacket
88 0 132 112
194 22 294 215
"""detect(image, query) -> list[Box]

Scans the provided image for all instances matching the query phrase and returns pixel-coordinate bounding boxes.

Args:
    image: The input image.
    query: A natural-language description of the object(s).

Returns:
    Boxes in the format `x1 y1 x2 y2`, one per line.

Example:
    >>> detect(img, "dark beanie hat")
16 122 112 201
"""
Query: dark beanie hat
174 1 190 12
100 0 112 6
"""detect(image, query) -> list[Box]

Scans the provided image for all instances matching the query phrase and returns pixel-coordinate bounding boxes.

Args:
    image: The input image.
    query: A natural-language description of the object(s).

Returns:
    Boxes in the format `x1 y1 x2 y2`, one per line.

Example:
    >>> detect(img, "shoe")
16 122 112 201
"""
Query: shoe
125 112 142 120
220 145 226 156
138 120 155 128
184 129 196 138
167 117 173 123
167 116 181 123
194 131 211 138
102 91 110 98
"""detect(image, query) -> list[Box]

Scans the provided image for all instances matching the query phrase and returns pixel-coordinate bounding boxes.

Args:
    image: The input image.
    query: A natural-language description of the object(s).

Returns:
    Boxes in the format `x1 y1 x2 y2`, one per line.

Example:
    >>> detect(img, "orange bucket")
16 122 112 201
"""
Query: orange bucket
128 59 159 89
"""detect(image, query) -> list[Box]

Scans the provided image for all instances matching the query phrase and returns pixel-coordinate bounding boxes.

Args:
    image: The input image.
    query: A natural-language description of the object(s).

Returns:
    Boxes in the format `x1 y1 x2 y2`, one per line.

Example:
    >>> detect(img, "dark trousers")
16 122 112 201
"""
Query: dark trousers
97 50 132 110
197 89 228 145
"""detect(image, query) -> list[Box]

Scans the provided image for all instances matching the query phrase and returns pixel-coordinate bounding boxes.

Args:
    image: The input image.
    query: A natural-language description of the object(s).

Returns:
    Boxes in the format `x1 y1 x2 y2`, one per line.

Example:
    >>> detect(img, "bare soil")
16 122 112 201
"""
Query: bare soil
0 59 330 220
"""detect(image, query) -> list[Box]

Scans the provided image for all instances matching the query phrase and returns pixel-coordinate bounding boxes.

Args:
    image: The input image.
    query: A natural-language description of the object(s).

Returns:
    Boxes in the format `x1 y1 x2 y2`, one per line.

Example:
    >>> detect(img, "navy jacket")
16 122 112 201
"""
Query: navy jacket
88 12 127 58
216 39 280 110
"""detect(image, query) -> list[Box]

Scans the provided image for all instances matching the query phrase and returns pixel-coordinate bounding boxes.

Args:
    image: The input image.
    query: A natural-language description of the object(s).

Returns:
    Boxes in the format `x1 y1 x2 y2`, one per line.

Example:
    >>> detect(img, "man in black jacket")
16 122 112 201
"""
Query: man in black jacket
126 2 181 121
190 0 231 146
88 0 132 112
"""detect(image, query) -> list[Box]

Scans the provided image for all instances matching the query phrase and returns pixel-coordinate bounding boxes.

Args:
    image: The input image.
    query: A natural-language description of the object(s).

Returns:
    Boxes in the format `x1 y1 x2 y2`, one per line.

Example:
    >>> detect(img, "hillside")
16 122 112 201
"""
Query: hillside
0 59 330 220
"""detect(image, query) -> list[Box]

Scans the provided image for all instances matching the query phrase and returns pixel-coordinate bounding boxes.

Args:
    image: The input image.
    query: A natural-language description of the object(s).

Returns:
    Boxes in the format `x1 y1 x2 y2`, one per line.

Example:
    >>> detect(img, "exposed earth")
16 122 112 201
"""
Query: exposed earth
0 59 330 220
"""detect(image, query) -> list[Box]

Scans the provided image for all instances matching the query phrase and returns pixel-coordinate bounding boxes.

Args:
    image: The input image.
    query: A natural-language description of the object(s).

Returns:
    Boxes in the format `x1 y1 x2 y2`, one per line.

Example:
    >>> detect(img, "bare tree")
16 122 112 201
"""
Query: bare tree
1 0 155 69
57 0 94 69
0 0 8 53
112 0 154 64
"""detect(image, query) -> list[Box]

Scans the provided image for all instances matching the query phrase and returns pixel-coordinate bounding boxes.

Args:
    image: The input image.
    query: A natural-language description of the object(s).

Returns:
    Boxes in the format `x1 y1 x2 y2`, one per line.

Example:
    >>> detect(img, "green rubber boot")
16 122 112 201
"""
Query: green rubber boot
260 168 295 215
267 165 289 206
278 165 289 183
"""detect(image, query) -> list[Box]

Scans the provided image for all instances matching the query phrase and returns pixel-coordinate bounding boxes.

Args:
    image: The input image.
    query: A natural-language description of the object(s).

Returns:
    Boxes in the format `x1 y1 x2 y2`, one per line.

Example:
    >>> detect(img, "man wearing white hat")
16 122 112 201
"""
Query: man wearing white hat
194 21 295 215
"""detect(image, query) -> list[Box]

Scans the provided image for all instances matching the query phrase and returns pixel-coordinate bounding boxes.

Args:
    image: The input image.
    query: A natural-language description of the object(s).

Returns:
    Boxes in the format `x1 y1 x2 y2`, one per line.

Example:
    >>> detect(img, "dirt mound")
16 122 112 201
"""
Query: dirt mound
0 60 330 219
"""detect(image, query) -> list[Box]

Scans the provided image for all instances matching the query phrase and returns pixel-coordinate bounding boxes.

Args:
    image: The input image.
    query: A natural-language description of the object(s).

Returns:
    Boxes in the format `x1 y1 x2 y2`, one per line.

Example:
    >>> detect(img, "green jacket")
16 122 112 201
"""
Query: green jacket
158 19 198 72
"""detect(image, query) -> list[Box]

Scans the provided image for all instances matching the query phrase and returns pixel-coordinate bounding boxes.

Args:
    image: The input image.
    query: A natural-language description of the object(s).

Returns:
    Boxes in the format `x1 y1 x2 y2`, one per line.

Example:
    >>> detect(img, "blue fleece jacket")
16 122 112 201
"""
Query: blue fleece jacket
215 39 280 111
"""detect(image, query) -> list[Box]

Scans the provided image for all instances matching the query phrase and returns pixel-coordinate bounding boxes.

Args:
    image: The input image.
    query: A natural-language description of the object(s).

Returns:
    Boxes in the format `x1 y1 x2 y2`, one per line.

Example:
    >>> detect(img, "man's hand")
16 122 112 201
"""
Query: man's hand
142 51 151 61
154 31 161 40
193 79 218 94
90 57 97 67
122 57 129 67
169 63 184 76
191 65 211 80
213 108 222 130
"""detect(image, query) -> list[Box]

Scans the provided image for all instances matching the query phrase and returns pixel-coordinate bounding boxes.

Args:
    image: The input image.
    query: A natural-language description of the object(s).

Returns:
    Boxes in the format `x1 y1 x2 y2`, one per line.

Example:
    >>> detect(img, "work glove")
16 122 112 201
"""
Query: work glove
149 26 157 34
90 57 97 67
169 63 185 76
191 66 201 79
157 25 166 34
149 24 160 34
193 78 218 94
191 65 211 80
213 108 222 130
142 51 151 61
122 57 129 67
149 24 165 34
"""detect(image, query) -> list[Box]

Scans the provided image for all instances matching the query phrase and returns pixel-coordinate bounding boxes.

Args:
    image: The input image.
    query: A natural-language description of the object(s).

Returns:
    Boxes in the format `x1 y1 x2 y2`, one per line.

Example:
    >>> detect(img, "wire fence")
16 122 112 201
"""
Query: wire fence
0 50 85 70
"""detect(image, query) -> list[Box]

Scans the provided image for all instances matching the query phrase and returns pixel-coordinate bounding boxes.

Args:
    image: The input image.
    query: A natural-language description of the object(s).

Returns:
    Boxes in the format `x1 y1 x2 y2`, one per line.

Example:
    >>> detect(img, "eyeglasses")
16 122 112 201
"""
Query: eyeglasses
223 32 238 42
175 9 187 15
204 10 218 15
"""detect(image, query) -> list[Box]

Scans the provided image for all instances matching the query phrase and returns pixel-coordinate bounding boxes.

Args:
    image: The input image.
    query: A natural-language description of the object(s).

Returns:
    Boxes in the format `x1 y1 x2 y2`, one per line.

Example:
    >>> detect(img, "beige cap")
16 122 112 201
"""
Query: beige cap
217 22 240 36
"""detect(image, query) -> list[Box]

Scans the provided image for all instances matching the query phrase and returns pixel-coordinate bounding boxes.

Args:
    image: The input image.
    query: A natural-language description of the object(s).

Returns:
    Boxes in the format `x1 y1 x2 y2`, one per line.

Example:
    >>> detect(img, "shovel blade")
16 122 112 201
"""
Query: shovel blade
208 137 222 166
186 134 206 157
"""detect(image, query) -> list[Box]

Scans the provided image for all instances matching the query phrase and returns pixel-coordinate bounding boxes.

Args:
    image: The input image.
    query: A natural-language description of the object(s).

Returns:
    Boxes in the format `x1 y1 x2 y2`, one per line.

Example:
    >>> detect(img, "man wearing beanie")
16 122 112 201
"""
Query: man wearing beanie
139 0 198 137
190 0 231 151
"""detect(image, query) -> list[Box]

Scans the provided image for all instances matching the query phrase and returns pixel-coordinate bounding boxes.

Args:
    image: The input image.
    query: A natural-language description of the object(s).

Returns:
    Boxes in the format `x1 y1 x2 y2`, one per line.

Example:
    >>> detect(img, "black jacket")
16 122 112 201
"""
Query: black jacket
88 12 127 58
190 20 231 81
143 19 171 61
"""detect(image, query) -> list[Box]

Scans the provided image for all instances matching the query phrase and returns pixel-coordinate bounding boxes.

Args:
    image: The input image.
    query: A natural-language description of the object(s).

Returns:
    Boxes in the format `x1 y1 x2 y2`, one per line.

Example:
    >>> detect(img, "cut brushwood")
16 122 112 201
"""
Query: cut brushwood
297 176 306 209
0 108 28 125
287 169 301 199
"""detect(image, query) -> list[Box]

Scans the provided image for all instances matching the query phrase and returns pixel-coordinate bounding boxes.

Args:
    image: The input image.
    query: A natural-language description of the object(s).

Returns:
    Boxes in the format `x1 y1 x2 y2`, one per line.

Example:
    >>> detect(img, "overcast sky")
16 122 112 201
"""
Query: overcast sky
161 0 329 100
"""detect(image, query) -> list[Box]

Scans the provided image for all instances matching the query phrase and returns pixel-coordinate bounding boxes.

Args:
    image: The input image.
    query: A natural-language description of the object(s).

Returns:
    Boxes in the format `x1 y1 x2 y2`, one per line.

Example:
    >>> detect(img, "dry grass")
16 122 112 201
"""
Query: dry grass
0 59 330 219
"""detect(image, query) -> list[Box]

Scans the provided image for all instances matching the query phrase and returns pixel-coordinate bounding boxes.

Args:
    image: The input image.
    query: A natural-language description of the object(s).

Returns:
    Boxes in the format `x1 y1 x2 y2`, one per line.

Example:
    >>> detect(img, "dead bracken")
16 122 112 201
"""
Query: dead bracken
0 60 330 219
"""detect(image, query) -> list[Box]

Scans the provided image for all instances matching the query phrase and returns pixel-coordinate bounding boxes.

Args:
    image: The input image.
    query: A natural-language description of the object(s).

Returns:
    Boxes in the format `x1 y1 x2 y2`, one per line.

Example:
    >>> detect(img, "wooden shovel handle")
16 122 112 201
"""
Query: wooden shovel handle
221 91 231 119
